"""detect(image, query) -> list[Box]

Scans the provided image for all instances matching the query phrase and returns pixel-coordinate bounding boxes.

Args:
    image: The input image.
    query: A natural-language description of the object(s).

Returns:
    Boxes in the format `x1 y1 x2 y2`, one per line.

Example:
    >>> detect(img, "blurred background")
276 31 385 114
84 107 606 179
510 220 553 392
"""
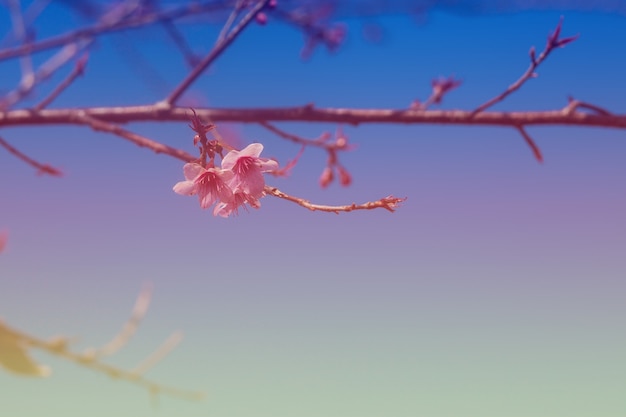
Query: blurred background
1 1 625 416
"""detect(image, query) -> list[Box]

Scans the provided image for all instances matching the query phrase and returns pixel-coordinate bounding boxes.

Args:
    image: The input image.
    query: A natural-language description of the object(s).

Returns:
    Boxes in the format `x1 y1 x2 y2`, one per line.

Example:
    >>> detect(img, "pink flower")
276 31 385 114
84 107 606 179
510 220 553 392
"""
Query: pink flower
221 143 278 201
213 192 261 218
173 163 234 209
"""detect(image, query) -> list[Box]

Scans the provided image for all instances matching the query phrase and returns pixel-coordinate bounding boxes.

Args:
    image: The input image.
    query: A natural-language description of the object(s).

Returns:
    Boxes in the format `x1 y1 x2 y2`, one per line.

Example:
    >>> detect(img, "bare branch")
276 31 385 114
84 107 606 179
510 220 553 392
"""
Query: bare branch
0 135 63 176
162 0 272 106
8 0 35 91
0 42 87 109
160 20 201 67
516 126 543 163
83 282 153 358
412 76 462 110
563 96 613 116
2 105 625 129
34 53 88 110
0 293 205 402
259 121 346 151
131 331 184 376
216 0 247 44
265 186 406 213
471 18 579 115
71 112 196 162
0 1 229 62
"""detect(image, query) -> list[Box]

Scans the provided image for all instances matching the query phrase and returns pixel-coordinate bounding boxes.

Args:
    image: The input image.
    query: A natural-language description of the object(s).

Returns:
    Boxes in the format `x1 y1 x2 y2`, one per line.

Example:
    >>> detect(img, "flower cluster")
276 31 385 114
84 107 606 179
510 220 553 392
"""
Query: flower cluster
173 143 278 217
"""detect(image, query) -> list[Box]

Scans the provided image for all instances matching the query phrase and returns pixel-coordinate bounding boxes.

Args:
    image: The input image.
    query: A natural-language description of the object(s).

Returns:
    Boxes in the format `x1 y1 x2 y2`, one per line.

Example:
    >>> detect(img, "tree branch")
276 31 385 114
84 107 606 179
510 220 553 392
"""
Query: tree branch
265 186 406 213
161 0 272 106
0 134 63 176
2 105 625 128
34 53 88 110
0 1 230 61
471 17 578 115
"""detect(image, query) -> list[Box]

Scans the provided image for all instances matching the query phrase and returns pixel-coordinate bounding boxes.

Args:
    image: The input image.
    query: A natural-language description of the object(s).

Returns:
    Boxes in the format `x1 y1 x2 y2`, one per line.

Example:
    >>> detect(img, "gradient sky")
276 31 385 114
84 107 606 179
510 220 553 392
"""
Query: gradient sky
1 2 626 417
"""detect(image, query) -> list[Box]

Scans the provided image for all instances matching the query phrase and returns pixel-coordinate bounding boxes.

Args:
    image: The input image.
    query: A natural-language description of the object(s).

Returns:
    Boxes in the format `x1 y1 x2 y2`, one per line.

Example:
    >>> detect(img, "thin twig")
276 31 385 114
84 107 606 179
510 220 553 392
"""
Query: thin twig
72 113 196 162
131 331 184 376
259 121 345 150
160 20 200 67
0 42 86 109
471 18 578 116
563 97 613 116
265 186 406 213
84 283 153 358
0 135 62 176
216 0 246 44
34 54 88 110
413 76 462 110
516 126 543 163
1 0 52 47
162 0 272 106
0 320 205 401
8 0 35 91
0 1 229 61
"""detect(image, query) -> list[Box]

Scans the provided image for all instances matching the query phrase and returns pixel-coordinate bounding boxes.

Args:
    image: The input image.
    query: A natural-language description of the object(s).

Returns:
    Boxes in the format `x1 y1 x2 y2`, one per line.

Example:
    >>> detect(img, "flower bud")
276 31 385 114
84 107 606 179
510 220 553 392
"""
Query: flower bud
255 12 267 25
337 166 352 186
319 167 333 188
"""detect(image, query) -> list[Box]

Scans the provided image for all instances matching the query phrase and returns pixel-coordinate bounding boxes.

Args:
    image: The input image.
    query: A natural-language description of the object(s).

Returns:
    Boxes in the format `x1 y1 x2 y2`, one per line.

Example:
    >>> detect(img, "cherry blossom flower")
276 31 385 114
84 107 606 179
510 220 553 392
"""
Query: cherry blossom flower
221 143 278 201
213 192 261 218
173 163 234 209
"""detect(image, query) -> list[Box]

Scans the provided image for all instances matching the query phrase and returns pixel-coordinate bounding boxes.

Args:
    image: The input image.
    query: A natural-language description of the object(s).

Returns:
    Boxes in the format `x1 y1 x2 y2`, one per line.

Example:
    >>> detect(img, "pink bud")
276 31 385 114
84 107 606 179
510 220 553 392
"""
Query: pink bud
255 12 267 25
319 167 333 188
268 0 278 9
337 166 352 186
529 46 536 64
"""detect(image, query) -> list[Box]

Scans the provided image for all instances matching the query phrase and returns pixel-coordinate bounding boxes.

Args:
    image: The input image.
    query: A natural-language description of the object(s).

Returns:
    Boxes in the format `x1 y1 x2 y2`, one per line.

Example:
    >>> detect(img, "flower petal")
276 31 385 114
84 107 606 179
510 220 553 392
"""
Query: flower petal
221 143 264 169
239 143 264 158
182 163 205 181
173 180 197 196
199 189 218 209
258 158 278 172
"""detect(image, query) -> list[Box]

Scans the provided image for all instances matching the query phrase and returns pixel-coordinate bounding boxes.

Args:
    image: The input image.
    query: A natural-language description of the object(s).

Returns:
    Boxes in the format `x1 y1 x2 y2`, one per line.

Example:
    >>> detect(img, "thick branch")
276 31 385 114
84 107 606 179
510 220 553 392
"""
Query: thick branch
2 106 626 129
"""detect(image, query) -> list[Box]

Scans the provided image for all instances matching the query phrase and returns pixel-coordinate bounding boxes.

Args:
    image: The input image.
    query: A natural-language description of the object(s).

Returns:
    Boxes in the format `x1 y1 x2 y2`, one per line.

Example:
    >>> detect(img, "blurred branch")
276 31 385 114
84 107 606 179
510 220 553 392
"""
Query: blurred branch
7 0 35 92
162 0 272 106
131 331 184 376
83 283 153 358
0 134 63 176
0 286 205 402
0 1 230 61
0 41 88 109
34 53 88 110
